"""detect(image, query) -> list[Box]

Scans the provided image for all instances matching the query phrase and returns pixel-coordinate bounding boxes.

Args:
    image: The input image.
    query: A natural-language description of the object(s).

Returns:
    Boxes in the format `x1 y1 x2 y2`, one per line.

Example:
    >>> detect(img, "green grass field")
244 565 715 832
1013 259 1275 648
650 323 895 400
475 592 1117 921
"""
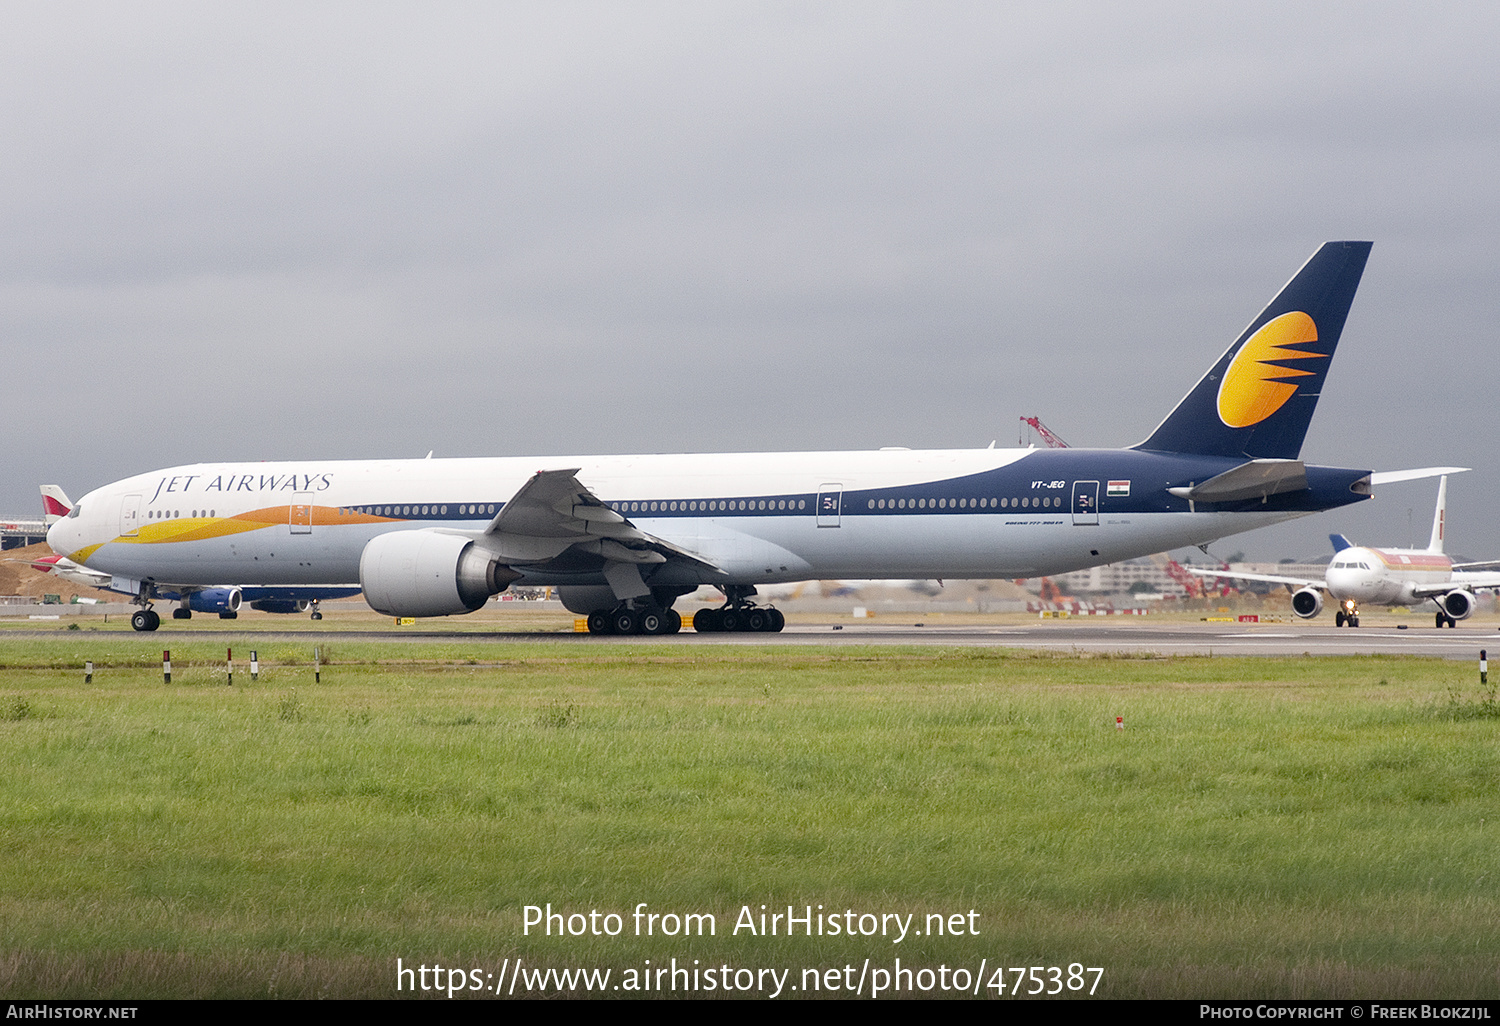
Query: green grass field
2 638 1497 998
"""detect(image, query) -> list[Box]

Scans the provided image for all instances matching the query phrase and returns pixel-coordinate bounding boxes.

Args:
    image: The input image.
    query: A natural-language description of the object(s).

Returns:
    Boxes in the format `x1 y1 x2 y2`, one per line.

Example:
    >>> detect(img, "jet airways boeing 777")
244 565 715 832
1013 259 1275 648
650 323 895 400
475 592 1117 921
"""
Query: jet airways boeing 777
1193 475 1500 627
49 241 1419 633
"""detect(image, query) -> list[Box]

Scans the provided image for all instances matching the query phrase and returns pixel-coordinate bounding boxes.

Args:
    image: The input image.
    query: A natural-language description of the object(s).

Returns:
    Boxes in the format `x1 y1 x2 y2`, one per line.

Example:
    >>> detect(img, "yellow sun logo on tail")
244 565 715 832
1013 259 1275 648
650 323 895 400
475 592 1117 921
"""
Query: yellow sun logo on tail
1216 311 1324 428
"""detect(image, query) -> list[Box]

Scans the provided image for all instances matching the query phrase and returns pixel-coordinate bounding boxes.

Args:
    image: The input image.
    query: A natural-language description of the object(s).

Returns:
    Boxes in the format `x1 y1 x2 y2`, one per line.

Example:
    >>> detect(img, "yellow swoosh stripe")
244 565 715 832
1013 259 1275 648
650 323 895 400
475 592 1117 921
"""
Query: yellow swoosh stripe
105 506 398 546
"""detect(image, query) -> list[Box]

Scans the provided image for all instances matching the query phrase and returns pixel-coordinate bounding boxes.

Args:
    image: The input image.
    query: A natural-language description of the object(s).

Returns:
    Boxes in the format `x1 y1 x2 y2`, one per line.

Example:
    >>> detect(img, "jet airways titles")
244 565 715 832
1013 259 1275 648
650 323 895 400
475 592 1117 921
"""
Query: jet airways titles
147 472 335 501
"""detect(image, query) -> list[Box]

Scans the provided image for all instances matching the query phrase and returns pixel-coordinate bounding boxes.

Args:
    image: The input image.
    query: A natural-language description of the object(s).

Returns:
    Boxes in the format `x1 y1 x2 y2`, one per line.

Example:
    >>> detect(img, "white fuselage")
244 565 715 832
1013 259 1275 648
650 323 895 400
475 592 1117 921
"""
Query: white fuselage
1324 545 1453 607
48 448 1321 600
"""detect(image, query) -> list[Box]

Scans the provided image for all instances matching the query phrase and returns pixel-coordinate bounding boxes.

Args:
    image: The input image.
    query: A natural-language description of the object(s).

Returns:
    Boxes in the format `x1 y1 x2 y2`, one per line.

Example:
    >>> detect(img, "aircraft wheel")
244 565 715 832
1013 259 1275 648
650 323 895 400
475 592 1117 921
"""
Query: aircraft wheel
769 609 785 632
587 611 614 635
720 609 741 632
612 609 641 635
745 608 770 632
693 608 722 632
172 608 192 620
1335 611 1346 627
1437 611 1446 629
311 611 323 620
219 610 237 619
131 609 159 632
638 608 666 635
665 609 682 634
1350 616 1359 628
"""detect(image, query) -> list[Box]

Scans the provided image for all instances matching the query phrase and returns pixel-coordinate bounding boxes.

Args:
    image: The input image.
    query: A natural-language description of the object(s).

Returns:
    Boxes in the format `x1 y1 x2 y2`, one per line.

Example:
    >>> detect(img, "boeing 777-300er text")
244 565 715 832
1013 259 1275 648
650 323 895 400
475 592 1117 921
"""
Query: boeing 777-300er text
1192 474 1500 628
48 240 1439 634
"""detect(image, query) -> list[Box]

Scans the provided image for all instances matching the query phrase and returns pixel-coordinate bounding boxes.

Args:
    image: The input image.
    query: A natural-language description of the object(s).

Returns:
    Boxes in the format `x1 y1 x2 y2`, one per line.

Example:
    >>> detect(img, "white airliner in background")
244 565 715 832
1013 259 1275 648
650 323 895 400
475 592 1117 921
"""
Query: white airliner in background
1193 475 1500 627
44 241 1453 634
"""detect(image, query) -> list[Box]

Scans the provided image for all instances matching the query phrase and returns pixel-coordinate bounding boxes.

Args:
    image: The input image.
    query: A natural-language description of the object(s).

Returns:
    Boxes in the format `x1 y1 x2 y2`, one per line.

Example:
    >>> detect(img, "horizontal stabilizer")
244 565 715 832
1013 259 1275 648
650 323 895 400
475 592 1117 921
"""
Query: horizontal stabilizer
1167 459 1306 503
1368 466 1469 486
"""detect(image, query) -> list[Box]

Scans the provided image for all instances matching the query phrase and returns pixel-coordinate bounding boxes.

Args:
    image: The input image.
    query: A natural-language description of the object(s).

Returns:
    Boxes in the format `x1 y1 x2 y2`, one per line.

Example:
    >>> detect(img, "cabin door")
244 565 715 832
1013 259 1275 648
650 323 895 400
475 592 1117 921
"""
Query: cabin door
816 485 843 528
1071 481 1099 526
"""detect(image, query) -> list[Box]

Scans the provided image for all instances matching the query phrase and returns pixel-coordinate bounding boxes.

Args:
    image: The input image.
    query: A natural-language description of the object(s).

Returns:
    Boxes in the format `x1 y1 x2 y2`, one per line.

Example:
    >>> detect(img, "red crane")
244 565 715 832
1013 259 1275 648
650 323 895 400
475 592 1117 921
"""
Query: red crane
1019 416 1070 449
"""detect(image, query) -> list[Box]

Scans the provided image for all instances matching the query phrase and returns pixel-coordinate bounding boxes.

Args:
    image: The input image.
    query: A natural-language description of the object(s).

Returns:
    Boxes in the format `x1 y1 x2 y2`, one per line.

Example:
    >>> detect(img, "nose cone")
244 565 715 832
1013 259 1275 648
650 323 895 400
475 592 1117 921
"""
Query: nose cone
1325 565 1353 595
46 516 74 557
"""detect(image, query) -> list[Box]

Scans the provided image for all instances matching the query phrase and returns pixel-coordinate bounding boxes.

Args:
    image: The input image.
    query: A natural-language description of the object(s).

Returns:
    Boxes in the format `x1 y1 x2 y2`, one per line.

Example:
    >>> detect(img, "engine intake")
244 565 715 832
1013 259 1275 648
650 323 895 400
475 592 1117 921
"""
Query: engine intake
360 531 519 617
1441 590 1476 621
1290 587 1324 619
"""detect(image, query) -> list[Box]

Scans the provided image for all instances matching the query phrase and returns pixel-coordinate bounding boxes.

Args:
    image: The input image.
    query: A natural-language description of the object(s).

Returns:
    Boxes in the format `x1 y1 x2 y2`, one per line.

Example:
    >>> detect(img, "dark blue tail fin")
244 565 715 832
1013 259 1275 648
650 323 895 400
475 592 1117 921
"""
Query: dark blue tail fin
1136 241 1372 459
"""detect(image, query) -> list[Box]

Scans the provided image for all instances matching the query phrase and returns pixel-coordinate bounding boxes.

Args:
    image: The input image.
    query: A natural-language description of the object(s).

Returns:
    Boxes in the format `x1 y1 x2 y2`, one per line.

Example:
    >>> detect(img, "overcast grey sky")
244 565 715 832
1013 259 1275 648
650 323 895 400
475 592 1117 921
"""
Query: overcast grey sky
4 1 1497 562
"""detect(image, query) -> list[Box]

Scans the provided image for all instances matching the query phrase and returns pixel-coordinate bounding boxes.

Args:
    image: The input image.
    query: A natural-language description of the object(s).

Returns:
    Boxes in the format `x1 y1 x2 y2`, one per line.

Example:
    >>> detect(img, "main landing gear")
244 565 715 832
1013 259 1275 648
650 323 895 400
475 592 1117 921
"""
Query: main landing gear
131 608 161 632
690 585 786 633
585 605 683 635
692 606 785 633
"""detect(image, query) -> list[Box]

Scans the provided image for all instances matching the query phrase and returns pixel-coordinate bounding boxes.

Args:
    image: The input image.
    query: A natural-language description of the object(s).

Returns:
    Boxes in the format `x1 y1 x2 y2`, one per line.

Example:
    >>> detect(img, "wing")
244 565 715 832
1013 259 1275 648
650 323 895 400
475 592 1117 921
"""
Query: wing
1409 571 1500 597
18 553 114 589
1186 567 1326 590
478 468 724 597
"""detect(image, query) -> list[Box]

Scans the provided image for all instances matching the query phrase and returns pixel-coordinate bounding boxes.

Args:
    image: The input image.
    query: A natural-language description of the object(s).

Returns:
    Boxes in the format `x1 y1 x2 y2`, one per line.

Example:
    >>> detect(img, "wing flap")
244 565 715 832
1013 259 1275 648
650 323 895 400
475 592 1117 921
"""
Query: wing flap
482 469 724 578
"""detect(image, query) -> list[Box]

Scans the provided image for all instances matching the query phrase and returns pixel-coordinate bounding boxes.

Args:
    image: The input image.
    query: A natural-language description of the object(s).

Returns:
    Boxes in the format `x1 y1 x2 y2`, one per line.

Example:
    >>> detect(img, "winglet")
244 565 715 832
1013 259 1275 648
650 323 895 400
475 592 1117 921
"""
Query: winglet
1136 241 1372 460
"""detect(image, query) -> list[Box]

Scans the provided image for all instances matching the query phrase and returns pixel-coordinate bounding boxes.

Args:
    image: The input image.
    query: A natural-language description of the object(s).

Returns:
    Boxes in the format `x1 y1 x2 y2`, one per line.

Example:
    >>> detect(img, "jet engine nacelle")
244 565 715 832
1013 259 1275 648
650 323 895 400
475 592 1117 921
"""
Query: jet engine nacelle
188 587 242 614
1441 589 1476 621
250 599 309 614
1290 588 1324 619
359 530 520 617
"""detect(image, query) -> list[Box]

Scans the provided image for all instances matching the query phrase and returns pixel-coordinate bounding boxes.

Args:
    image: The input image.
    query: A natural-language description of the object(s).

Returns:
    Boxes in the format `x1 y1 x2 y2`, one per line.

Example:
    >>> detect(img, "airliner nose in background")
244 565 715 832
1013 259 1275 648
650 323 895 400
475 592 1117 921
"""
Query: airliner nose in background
50 241 1427 634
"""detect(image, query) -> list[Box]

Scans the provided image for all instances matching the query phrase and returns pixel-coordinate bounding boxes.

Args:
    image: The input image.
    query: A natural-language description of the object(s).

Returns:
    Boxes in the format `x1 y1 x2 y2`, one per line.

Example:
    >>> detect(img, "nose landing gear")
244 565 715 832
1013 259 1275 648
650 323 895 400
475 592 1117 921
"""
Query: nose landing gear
1334 600 1360 628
